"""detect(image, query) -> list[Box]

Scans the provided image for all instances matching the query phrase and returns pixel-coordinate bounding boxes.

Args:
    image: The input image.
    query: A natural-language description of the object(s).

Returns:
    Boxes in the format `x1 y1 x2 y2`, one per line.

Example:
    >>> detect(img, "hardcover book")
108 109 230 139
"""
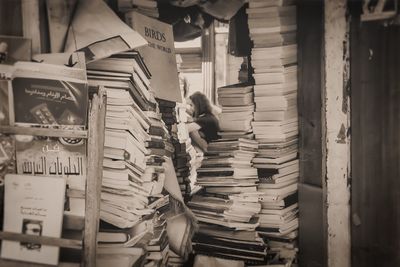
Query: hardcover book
1 174 66 265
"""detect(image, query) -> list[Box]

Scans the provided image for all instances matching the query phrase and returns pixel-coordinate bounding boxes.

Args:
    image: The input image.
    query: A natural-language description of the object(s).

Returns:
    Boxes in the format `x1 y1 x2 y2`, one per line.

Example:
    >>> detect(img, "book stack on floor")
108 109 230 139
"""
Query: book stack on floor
188 137 268 265
247 0 299 265
86 51 171 266
117 0 159 18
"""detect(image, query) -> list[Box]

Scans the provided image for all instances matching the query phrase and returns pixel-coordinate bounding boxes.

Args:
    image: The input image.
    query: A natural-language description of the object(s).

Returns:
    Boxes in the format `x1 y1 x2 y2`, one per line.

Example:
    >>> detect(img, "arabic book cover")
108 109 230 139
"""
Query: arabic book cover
11 76 88 128
1 174 66 265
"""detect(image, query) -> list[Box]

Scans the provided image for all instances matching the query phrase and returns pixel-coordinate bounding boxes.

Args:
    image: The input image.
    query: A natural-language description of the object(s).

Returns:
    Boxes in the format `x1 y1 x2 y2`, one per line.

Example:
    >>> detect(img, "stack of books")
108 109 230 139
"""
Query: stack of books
217 83 255 139
156 99 188 194
227 55 245 84
195 138 259 191
87 51 155 229
142 107 172 267
117 0 159 18
192 224 267 264
157 99 177 132
188 138 268 264
174 102 199 200
142 211 170 267
168 250 186 267
173 138 192 198
87 51 172 266
247 0 299 265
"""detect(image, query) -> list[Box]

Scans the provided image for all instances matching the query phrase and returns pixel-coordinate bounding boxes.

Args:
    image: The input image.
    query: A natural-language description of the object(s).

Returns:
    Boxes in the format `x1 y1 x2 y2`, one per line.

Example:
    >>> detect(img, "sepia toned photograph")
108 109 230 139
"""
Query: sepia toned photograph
0 0 399 266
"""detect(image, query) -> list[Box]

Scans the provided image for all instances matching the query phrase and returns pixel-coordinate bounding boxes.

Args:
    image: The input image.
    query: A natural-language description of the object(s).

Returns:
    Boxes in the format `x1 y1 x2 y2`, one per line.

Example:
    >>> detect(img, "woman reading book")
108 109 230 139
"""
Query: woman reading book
187 92 219 151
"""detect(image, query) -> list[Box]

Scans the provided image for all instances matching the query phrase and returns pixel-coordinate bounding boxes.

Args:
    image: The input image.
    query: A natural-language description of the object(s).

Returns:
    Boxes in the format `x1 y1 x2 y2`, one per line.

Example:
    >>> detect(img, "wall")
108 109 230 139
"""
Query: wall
351 19 400 267
297 0 326 265
0 0 23 36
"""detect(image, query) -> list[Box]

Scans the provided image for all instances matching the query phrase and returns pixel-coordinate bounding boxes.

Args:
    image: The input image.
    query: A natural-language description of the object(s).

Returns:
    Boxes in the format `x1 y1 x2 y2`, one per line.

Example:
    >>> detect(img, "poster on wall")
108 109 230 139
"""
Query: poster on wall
126 11 182 103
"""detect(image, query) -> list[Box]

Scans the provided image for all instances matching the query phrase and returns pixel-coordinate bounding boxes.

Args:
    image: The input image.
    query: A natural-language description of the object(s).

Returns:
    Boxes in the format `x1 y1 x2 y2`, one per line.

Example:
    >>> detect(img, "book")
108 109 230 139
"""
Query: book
248 16 296 28
248 0 295 8
253 32 297 48
98 219 151 245
126 11 181 103
246 6 296 18
254 108 297 121
132 0 157 8
1 174 66 265
15 137 86 191
11 62 88 128
96 247 145 267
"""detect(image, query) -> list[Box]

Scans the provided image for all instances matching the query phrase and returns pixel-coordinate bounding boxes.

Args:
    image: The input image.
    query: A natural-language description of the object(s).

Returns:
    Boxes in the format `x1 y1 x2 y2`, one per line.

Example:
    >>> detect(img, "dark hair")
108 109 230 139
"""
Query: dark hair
182 77 189 98
200 11 214 29
189 92 212 118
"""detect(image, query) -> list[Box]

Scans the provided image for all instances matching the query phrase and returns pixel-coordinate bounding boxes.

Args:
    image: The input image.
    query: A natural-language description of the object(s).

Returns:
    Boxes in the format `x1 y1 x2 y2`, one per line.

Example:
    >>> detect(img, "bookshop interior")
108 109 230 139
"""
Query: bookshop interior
0 0 400 266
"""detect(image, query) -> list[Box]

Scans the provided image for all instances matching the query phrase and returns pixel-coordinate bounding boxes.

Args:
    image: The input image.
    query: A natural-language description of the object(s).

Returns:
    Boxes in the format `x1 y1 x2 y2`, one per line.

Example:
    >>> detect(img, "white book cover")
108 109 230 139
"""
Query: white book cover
1 174 66 265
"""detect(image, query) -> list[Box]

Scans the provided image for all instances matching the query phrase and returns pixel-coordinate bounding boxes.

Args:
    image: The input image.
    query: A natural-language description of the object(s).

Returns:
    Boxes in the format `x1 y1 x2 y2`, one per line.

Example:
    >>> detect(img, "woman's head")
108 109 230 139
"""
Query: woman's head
188 92 212 118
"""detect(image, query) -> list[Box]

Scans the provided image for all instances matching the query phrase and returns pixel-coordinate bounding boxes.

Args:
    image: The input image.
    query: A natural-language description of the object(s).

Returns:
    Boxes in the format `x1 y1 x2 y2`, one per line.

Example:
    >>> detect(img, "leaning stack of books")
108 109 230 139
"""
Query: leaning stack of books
117 0 159 18
247 0 299 265
87 51 172 266
87 51 155 229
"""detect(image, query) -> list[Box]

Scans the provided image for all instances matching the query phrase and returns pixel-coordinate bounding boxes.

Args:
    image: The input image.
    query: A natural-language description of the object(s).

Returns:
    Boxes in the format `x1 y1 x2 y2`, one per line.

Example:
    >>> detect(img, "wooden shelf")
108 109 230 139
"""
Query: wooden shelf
0 87 107 267
0 126 88 139
0 259 80 267
0 232 82 249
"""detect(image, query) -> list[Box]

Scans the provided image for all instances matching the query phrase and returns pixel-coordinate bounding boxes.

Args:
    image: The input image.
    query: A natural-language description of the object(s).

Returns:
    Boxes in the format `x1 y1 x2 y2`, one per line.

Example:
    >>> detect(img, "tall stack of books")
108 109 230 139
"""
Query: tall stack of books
117 0 159 18
247 0 299 265
86 51 171 266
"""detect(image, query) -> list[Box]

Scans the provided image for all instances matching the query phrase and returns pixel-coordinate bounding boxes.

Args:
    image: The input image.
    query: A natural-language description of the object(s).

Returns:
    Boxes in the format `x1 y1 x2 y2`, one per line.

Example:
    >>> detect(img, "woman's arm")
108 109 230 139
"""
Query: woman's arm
187 122 201 133
189 130 208 152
